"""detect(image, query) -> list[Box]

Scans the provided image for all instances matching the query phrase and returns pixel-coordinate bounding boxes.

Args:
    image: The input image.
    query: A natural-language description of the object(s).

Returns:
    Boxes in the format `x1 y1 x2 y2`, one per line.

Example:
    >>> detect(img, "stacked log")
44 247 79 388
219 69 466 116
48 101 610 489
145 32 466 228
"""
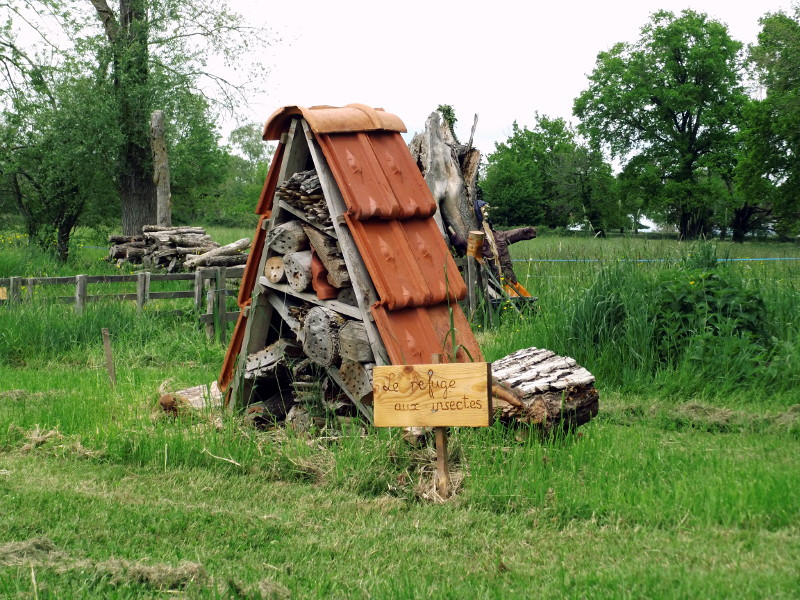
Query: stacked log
108 226 250 272
276 169 334 232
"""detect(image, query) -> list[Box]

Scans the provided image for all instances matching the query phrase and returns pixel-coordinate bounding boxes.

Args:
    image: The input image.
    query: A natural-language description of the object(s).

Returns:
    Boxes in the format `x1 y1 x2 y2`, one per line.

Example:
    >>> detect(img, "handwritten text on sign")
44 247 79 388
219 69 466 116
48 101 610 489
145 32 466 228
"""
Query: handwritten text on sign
373 363 492 427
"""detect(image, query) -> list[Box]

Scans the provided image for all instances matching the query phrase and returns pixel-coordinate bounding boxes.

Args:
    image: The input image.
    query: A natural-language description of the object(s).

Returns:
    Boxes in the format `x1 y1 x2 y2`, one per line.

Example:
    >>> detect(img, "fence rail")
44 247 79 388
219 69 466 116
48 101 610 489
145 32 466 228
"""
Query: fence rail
0 266 243 343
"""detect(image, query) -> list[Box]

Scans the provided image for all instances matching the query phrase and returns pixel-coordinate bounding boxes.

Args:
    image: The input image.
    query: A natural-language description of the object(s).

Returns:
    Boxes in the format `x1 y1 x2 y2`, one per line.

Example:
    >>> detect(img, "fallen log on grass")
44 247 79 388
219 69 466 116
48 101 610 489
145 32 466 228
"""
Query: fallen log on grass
491 347 599 430
183 238 250 269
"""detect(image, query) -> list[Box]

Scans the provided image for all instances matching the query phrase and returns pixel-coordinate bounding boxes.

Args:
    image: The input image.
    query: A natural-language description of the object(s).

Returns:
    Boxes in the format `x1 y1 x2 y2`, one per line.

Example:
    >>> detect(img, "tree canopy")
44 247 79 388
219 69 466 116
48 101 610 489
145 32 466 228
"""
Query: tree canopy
481 115 622 234
574 9 746 239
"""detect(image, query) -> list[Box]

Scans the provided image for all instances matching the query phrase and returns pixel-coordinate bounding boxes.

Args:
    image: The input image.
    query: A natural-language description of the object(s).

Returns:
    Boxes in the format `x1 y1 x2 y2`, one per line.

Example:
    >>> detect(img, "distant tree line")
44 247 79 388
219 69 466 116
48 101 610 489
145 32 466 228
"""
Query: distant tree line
482 7 800 241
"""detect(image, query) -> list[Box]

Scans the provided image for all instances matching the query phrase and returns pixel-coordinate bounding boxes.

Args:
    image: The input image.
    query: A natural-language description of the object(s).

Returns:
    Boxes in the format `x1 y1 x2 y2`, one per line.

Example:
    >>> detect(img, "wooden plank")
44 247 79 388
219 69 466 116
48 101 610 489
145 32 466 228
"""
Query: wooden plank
277 200 337 239
198 312 240 324
373 362 492 427
216 267 228 345
258 277 362 319
101 328 117 387
149 291 196 300
301 121 390 366
9 277 21 303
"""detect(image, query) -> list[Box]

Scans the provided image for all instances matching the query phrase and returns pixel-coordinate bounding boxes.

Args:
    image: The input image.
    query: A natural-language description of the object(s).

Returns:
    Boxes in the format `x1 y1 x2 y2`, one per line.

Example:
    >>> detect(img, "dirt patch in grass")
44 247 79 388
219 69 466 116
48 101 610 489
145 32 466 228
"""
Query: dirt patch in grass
0 538 68 566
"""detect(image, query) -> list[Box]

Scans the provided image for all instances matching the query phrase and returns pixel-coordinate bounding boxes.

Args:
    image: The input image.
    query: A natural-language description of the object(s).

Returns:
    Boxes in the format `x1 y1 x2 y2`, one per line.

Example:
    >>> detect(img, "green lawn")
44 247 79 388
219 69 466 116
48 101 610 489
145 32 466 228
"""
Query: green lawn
1 234 799 598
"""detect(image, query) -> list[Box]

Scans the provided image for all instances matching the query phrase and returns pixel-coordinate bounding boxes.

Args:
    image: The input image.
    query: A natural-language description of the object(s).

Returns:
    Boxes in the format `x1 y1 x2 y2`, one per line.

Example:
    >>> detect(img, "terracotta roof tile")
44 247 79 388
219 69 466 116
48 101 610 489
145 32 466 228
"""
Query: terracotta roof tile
263 104 406 140
318 133 437 220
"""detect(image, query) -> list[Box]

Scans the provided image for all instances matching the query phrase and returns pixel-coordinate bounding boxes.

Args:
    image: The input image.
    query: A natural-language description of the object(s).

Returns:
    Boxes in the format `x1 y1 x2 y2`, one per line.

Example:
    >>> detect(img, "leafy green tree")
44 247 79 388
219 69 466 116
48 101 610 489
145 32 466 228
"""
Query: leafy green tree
739 7 800 239
2 0 271 237
574 9 746 239
0 75 120 261
481 115 619 232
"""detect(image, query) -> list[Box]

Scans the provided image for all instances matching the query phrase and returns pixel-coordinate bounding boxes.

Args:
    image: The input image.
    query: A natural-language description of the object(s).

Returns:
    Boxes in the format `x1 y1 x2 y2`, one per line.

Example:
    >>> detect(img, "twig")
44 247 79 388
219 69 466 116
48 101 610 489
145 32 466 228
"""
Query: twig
201 448 242 467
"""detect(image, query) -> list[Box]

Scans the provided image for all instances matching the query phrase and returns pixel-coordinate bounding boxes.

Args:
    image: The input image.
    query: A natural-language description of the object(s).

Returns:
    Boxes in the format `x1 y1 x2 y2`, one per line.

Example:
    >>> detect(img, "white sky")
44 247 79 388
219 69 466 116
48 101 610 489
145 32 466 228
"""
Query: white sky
230 0 792 156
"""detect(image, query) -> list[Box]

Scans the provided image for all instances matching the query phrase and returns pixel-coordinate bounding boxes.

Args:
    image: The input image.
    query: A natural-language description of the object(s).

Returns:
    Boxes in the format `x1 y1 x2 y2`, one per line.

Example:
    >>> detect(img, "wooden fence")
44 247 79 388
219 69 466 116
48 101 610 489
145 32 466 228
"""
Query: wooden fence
0 266 243 343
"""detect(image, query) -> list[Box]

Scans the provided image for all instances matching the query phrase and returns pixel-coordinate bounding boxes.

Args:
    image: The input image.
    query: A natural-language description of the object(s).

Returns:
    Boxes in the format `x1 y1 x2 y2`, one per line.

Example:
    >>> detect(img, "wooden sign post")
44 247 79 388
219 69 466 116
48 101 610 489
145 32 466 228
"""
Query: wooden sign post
373 360 492 498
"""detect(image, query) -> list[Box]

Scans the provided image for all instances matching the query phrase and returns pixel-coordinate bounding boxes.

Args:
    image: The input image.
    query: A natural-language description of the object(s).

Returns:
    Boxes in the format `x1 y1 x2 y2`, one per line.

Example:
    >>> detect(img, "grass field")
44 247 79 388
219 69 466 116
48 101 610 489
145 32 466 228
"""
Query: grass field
1 232 799 598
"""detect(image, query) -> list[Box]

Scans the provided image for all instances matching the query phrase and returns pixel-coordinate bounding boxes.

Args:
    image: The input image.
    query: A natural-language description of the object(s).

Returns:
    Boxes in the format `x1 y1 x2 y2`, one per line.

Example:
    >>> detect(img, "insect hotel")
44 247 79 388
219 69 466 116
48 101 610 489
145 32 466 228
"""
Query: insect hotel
219 104 483 424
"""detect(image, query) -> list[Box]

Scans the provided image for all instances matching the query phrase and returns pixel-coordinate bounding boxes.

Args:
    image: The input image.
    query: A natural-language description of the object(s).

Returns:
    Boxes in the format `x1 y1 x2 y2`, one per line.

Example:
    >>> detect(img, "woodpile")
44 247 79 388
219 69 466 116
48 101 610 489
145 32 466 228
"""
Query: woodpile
108 226 250 272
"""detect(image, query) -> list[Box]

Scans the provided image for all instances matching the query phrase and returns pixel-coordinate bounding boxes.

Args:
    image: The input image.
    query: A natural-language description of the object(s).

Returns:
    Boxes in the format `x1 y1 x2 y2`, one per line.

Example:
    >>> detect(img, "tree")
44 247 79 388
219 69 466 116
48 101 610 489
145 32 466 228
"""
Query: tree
0 75 120 261
481 115 619 232
739 6 800 239
85 0 270 235
574 9 746 239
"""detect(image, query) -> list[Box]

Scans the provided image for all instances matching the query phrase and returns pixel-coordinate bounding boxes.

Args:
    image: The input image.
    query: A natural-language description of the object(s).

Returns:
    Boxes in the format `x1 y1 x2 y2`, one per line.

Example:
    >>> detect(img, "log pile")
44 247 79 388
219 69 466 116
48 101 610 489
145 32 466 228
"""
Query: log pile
276 170 334 232
108 226 250 272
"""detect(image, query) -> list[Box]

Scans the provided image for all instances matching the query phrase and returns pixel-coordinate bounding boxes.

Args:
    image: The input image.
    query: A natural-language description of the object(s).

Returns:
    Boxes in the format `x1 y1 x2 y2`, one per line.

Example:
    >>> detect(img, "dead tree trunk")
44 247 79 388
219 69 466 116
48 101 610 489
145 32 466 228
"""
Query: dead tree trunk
408 111 480 242
491 347 599 430
151 110 172 227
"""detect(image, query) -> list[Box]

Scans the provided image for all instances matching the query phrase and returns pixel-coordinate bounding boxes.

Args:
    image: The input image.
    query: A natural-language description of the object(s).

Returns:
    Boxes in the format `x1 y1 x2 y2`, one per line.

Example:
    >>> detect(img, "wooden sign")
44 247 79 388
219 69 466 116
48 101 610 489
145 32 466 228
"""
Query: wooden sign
373 362 492 427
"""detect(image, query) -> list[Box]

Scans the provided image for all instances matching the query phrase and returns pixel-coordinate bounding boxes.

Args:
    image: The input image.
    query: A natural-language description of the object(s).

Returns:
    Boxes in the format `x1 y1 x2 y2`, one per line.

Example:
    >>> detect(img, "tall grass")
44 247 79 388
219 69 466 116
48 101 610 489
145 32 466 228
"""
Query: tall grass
481 240 800 404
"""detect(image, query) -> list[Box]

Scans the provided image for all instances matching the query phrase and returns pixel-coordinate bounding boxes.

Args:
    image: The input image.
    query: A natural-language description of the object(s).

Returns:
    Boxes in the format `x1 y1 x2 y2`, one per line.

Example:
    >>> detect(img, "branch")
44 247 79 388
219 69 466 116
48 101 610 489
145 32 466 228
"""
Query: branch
88 0 119 42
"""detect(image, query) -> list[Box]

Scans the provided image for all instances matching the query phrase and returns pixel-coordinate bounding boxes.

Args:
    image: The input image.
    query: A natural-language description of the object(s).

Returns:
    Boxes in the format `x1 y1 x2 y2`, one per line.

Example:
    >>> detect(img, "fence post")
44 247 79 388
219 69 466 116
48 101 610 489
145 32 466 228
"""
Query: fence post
205 271 216 341
193 268 204 311
9 277 22 303
25 277 35 301
75 275 87 314
466 231 485 318
136 272 150 312
216 267 228 345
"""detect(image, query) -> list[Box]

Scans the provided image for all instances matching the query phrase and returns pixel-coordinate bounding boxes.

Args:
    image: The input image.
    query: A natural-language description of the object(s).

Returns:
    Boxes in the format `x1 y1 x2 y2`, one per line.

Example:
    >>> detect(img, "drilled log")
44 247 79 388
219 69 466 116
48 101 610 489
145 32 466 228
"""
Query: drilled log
337 287 357 306
302 306 346 367
282 250 313 293
491 347 599 430
245 338 302 380
339 361 374 404
338 320 374 362
264 255 286 283
267 221 309 254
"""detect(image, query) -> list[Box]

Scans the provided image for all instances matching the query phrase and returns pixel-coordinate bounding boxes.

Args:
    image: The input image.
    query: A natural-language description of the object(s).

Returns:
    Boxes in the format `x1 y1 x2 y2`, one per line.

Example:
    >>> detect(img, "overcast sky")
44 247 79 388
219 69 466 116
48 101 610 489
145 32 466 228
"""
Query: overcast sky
229 0 792 156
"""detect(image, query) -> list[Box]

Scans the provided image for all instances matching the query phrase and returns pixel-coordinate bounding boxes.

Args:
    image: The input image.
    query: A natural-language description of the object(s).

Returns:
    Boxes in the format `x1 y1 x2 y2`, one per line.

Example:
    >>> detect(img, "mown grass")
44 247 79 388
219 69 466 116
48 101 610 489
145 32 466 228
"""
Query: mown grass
1 234 799 598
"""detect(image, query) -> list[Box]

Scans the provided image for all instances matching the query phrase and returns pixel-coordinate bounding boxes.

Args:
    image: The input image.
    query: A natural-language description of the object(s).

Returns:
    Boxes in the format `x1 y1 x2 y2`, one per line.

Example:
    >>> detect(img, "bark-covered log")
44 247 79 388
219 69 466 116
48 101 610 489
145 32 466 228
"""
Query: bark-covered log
168 234 214 247
183 238 250 269
491 347 599 430
189 254 248 267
